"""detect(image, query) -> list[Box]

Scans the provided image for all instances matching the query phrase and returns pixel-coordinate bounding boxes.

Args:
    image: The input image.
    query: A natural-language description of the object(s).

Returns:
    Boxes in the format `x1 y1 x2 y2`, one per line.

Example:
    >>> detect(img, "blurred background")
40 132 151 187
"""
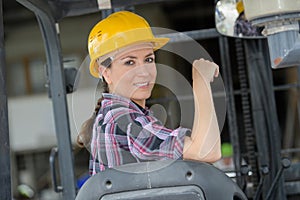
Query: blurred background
2 0 300 199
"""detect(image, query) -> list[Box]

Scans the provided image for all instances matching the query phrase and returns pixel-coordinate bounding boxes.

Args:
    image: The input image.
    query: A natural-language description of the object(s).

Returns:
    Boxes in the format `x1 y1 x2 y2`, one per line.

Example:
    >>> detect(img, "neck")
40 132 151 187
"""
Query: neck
132 99 146 108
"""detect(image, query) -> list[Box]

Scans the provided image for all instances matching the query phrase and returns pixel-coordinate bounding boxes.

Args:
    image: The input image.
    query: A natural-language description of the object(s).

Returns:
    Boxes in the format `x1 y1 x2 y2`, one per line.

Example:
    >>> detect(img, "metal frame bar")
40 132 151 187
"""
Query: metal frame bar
218 36 243 187
50 0 183 19
16 0 77 199
0 0 12 199
160 28 219 42
244 39 286 199
235 38 259 191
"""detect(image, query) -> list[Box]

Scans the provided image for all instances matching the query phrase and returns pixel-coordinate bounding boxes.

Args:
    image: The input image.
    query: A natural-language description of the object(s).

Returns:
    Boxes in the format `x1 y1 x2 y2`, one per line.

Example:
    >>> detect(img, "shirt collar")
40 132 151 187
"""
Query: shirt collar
102 93 149 114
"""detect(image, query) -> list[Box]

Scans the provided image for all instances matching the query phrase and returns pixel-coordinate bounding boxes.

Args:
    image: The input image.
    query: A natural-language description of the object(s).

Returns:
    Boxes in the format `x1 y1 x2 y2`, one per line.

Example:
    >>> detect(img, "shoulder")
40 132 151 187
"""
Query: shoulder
97 94 149 125
101 103 141 125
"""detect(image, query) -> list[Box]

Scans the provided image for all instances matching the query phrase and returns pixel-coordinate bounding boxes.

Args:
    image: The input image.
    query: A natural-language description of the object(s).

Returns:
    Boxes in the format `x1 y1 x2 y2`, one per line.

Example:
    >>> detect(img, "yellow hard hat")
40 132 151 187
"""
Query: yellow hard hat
236 1 244 14
88 11 169 78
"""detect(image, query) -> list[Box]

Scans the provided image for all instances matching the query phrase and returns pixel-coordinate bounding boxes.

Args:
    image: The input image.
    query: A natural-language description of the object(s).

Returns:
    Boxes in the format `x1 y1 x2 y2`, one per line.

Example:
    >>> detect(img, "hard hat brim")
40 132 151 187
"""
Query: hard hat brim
89 37 169 78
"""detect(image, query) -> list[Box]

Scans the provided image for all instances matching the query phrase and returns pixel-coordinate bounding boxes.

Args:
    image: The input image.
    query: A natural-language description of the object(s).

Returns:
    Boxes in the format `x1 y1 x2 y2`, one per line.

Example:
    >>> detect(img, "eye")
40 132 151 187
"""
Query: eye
124 60 135 66
145 57 155 63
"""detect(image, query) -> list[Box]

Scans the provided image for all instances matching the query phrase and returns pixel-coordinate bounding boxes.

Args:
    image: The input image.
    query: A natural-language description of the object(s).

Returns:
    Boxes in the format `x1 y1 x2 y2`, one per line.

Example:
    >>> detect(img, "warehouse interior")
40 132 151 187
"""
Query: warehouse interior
1 0 300 199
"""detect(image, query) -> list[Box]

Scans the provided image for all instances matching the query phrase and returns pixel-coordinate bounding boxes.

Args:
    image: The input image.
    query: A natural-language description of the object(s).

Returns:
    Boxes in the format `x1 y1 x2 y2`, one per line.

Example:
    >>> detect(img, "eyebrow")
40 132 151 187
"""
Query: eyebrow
145 53 154 57
120 53 154 60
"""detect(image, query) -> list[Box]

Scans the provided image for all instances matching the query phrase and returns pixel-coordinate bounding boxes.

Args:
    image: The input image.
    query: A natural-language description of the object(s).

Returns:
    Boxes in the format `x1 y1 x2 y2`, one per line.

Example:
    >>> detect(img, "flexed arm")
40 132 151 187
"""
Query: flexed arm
183 59 221 163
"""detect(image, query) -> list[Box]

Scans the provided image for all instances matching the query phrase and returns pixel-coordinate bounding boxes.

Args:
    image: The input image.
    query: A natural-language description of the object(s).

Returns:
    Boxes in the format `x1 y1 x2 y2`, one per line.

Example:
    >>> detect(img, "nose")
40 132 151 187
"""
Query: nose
136 62 152 77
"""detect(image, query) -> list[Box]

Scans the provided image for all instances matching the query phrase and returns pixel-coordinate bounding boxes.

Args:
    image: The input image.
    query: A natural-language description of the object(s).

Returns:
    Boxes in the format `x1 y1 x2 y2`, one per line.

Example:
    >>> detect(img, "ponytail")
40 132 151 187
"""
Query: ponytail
76 79 109 149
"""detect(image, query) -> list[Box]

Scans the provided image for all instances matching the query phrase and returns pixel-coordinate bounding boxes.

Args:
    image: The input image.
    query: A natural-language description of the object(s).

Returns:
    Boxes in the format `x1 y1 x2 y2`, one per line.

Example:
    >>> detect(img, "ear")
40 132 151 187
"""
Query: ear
98 65 112 84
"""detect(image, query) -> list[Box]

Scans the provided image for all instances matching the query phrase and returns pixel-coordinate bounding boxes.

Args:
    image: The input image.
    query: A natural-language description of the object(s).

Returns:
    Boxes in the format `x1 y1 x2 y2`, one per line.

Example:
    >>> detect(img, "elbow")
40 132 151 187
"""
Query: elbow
200 150 222 163
184 150 221 163
201 139 222 163
183 138 222 163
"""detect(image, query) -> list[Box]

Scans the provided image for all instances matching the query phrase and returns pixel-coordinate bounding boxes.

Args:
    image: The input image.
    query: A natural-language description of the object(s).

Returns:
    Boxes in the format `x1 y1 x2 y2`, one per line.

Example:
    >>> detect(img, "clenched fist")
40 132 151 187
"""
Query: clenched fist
193 59 219 83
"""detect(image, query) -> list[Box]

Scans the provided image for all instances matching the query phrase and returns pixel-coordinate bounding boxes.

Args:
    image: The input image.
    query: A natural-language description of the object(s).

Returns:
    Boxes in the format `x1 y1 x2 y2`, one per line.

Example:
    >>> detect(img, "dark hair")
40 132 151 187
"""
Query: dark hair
93 79 109 114
76 74 110 149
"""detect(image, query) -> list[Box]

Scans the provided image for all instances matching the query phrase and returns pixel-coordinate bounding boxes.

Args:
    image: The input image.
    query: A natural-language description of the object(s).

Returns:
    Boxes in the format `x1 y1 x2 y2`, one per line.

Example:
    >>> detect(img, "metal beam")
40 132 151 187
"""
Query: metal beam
54 0 183 18
160 28 219 42
16 0 77 199
0 0 12 199
218 36 243 187
244 39 286 199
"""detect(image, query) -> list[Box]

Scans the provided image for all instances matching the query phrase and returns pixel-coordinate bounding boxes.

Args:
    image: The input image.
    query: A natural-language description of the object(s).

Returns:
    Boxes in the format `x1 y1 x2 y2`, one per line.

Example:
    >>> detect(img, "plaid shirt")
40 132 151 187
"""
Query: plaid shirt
90 93 190 175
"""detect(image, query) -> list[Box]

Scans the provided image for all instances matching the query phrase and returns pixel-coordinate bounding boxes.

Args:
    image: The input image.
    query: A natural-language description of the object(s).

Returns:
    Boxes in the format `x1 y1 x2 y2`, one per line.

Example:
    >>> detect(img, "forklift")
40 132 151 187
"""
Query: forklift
1 0 300 199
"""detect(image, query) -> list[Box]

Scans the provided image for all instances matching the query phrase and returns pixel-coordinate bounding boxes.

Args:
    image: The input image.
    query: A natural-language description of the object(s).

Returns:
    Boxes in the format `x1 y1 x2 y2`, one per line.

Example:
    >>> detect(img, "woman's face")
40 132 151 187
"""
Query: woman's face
102 47 157 107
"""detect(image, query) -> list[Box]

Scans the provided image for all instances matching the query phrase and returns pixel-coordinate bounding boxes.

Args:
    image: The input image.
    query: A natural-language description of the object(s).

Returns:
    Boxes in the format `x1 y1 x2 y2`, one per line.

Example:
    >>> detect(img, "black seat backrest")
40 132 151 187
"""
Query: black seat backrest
76 160 247 200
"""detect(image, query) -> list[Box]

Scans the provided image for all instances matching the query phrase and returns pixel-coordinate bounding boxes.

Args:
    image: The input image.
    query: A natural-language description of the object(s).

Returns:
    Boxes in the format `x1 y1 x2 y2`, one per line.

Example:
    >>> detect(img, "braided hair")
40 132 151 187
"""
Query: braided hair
76 74 109 149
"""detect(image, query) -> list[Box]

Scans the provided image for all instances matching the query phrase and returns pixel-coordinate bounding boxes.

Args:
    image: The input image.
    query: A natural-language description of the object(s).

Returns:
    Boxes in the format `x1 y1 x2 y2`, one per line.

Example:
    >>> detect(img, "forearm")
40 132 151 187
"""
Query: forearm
183 60 221 162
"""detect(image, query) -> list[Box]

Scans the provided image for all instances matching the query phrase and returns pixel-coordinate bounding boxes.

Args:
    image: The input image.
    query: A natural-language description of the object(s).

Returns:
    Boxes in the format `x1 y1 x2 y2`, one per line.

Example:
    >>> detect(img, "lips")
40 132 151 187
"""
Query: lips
134 82 150 88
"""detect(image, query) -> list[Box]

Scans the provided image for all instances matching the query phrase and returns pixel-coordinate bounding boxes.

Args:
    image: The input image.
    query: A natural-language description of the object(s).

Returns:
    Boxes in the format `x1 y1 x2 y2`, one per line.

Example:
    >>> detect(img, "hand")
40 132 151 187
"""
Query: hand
192 59 219 82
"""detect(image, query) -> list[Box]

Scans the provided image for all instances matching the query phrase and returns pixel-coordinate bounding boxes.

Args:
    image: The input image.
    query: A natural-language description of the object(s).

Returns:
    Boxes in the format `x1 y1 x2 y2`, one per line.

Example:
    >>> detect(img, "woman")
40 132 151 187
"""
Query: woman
78 11 221 175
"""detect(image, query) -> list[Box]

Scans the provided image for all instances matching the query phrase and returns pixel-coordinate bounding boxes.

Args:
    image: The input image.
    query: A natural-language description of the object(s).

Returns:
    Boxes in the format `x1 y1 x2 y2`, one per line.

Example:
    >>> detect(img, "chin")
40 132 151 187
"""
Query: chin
133 94 151 101
132 91 152 101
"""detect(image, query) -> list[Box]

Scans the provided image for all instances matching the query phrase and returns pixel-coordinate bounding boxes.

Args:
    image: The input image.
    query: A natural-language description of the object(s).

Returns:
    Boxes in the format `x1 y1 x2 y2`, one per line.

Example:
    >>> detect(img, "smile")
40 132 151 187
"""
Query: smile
134 82 150 87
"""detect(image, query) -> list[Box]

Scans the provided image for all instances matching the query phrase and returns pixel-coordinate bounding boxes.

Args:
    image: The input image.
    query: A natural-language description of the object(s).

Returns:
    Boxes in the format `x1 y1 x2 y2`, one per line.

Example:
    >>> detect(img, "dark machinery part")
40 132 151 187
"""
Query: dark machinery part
76 160 248 200
0 0 12 199
218 36 243 188
254 165 269 200
243 39 286 199
265 158 291 200
235 38 259 192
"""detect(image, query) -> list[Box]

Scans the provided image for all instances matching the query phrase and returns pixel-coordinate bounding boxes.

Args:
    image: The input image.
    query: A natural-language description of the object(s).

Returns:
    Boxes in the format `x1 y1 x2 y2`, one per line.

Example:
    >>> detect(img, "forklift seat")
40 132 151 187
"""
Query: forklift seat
75 160 247 200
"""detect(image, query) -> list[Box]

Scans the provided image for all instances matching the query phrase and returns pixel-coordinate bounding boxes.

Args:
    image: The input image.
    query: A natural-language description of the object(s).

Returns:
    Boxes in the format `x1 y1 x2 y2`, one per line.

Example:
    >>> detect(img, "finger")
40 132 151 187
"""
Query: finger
214 67 219 77
193 59 219 82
